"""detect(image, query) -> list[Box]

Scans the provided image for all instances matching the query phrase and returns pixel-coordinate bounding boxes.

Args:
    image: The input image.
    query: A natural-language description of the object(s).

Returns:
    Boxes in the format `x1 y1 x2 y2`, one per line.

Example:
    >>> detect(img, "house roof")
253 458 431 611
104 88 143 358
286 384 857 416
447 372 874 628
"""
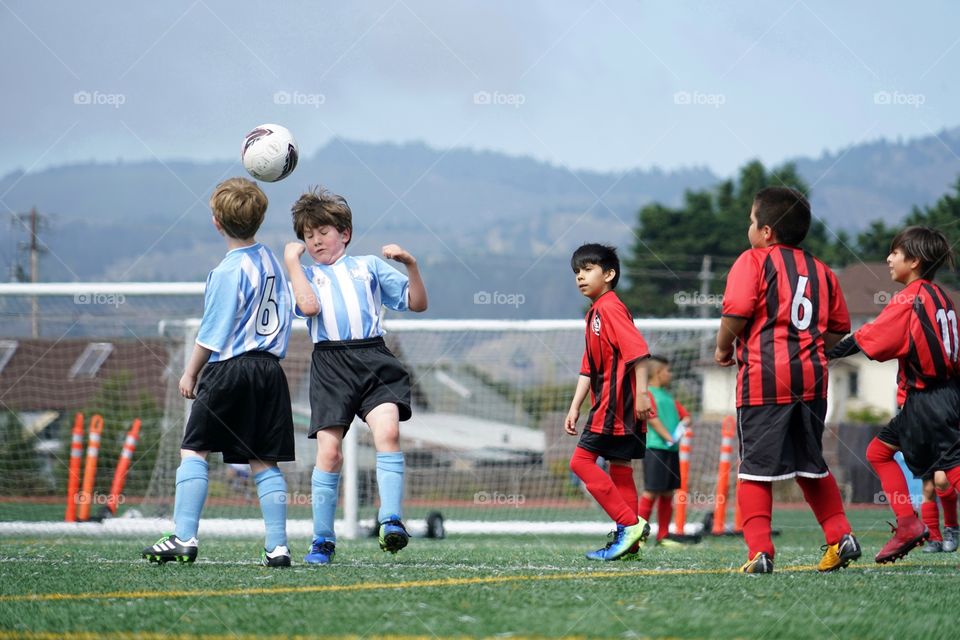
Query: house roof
836 262 960 319
402 411 545 453
0 338 170 412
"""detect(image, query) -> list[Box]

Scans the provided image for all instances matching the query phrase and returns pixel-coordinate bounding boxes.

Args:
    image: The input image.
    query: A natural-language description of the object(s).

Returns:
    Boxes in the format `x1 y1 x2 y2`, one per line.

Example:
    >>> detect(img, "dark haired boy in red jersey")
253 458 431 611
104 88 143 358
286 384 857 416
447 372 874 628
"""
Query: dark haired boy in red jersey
716 187 859 574
829 225 960 563
565 243 652 561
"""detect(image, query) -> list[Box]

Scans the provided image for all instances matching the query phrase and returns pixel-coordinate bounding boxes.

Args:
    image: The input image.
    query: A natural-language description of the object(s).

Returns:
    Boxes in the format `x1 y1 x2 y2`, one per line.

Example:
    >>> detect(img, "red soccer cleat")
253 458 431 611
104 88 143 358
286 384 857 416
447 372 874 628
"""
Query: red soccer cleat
874 516 929 564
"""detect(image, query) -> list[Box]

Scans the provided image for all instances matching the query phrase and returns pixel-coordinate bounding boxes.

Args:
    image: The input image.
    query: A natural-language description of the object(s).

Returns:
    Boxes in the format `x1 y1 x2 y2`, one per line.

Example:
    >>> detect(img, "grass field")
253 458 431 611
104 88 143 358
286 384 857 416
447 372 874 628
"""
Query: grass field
0 508 956 639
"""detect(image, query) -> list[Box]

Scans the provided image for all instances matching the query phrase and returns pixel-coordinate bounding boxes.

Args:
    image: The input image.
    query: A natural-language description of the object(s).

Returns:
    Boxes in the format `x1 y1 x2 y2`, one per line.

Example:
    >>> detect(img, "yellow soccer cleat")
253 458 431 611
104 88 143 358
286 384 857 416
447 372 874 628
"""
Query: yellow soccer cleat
818 533 862 572
740 551 773 574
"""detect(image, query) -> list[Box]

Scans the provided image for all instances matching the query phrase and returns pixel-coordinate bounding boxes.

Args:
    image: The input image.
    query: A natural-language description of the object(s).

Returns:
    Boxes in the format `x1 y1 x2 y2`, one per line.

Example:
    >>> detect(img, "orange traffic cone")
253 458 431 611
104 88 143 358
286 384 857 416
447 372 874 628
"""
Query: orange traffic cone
64 413 85 522
77 414 104 522
711 416 736 535
105 418 141 516
674 424 693 533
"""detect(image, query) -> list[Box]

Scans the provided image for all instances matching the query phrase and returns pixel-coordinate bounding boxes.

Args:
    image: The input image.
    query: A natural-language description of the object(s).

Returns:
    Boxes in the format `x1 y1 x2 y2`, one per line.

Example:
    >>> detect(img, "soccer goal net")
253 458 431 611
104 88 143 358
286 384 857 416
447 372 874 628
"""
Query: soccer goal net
0 283 730 538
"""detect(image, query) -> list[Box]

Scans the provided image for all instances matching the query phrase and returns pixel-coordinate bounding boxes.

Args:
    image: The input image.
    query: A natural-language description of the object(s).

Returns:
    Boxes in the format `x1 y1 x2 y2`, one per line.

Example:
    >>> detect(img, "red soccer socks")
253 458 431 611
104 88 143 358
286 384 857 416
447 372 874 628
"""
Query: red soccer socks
570 447 637 526
795 474 851 545
866 438 915 520
921 501 942 541
637 494 654 522
936 485 958 528
656 495 673 541
609 464 638 519
738 479 774 559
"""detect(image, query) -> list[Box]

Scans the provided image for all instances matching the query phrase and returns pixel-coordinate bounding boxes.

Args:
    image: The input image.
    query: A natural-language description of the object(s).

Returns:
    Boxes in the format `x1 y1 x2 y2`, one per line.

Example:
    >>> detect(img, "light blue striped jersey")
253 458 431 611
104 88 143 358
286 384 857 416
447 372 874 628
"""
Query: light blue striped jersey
196 243 292 361
299 254 409 342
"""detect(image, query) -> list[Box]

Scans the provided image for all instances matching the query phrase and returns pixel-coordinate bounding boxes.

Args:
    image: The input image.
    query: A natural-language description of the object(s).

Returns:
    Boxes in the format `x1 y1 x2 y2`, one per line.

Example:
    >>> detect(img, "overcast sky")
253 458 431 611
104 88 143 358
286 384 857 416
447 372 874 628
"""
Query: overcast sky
2 1 958 178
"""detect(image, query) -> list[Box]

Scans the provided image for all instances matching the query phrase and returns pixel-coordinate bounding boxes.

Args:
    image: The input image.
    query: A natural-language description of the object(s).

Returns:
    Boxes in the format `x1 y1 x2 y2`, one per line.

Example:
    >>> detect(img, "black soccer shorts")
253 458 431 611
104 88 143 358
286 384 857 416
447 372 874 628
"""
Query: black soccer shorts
181 351 295 464
878 380 960 477
737 399 829 481
308 336 412 436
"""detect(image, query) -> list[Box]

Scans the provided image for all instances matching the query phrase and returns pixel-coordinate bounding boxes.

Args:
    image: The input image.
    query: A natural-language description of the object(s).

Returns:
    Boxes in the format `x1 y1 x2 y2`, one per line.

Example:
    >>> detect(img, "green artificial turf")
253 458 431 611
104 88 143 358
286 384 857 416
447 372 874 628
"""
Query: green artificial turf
0 509 956 639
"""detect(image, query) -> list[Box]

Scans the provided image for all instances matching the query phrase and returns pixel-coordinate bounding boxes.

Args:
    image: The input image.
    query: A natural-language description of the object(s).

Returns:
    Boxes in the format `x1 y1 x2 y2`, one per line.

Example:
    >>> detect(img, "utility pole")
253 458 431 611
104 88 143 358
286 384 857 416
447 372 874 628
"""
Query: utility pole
697 255 714 361
697 255 713 319
13 208 46 337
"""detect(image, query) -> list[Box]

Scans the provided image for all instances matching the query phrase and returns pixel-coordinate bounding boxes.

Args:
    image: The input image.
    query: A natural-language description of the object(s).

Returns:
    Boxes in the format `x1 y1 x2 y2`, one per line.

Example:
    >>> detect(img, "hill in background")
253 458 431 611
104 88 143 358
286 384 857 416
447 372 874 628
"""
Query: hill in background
3 127 959 318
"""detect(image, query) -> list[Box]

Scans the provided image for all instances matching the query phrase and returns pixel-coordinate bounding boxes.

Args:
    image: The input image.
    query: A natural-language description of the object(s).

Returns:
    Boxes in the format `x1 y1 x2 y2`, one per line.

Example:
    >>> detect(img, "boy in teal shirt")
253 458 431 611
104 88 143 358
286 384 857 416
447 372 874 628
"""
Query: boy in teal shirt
638 356 689 545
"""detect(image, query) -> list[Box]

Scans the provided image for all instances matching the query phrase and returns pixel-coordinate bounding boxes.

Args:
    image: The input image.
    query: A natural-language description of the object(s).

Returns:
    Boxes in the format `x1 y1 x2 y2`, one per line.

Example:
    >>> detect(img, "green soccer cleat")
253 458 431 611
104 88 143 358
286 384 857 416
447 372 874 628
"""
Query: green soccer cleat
141 534 198 564
656 538 683 549
586 519 650 561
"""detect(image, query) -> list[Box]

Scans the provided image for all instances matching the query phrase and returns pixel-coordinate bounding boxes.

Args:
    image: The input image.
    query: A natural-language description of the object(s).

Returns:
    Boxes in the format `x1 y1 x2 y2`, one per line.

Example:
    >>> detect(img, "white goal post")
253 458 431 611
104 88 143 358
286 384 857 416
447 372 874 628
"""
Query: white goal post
0 282 729 538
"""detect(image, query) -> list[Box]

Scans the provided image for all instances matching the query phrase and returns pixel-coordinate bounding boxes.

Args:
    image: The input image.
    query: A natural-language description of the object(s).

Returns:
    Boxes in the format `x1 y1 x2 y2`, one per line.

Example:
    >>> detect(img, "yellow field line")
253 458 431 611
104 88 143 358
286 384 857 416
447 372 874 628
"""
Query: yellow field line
0 567 749 604
0 561 901 604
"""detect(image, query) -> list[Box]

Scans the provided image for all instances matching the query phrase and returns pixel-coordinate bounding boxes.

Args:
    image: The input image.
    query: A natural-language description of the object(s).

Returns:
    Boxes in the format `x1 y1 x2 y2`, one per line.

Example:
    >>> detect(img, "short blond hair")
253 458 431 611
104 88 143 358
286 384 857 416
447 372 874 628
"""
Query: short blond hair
209 177 267 239
291 186 352 243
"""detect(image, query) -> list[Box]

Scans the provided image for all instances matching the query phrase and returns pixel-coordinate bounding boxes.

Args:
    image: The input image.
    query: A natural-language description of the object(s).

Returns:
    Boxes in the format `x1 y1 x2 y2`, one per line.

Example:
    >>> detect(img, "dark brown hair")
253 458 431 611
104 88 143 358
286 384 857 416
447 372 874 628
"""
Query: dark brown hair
571 243 620 289
753 187 811 246
291 186 352 244
890 225 955 281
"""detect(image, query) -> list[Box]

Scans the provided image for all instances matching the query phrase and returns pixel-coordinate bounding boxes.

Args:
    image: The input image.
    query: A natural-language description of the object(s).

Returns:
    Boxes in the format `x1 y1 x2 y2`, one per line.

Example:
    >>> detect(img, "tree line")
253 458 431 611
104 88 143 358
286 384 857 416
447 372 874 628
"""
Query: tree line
619 159 960 317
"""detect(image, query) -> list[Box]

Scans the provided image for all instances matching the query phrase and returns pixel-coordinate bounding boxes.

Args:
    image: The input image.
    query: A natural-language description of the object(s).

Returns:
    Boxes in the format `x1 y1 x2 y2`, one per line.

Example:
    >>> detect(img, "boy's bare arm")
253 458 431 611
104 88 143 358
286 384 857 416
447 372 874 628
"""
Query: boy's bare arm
633 361 652 420
715 316 747 366
179 344 213 399
284 242 320 316
383 244 428 312
565 375 591 435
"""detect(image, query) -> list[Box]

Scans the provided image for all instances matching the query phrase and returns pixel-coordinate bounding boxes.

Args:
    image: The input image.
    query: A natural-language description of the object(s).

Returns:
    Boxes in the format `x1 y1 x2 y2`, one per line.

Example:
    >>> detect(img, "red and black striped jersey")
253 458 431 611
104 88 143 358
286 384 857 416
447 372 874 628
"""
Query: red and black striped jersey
579 291 650 435
722 245 850 407
854 279 959 405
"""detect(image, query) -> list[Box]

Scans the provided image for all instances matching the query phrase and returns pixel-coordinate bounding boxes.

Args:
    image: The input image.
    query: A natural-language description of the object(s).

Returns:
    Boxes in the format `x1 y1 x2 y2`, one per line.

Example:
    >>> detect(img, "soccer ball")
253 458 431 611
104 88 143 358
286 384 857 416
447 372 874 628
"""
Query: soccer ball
241 124 299 182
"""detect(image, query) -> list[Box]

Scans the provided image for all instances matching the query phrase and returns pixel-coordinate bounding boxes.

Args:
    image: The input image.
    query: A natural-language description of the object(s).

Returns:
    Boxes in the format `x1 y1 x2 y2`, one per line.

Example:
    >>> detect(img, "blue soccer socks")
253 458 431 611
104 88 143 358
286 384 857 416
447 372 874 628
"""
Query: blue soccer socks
376 451 405 524
311 467 340 541
254 466 288 552
173 456 209 542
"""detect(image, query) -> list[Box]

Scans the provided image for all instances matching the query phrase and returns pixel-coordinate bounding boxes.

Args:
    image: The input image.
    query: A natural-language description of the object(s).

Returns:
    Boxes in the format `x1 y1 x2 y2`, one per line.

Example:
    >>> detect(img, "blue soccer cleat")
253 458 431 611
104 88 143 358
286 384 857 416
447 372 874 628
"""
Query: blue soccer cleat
304 538 336 565
585 519 650 561
379 515 410 554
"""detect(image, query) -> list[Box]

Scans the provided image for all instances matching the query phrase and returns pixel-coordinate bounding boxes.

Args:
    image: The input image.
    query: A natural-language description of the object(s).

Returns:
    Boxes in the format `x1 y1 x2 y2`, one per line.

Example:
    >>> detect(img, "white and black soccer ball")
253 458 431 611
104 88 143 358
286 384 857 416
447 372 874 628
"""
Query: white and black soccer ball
241 123 299 182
